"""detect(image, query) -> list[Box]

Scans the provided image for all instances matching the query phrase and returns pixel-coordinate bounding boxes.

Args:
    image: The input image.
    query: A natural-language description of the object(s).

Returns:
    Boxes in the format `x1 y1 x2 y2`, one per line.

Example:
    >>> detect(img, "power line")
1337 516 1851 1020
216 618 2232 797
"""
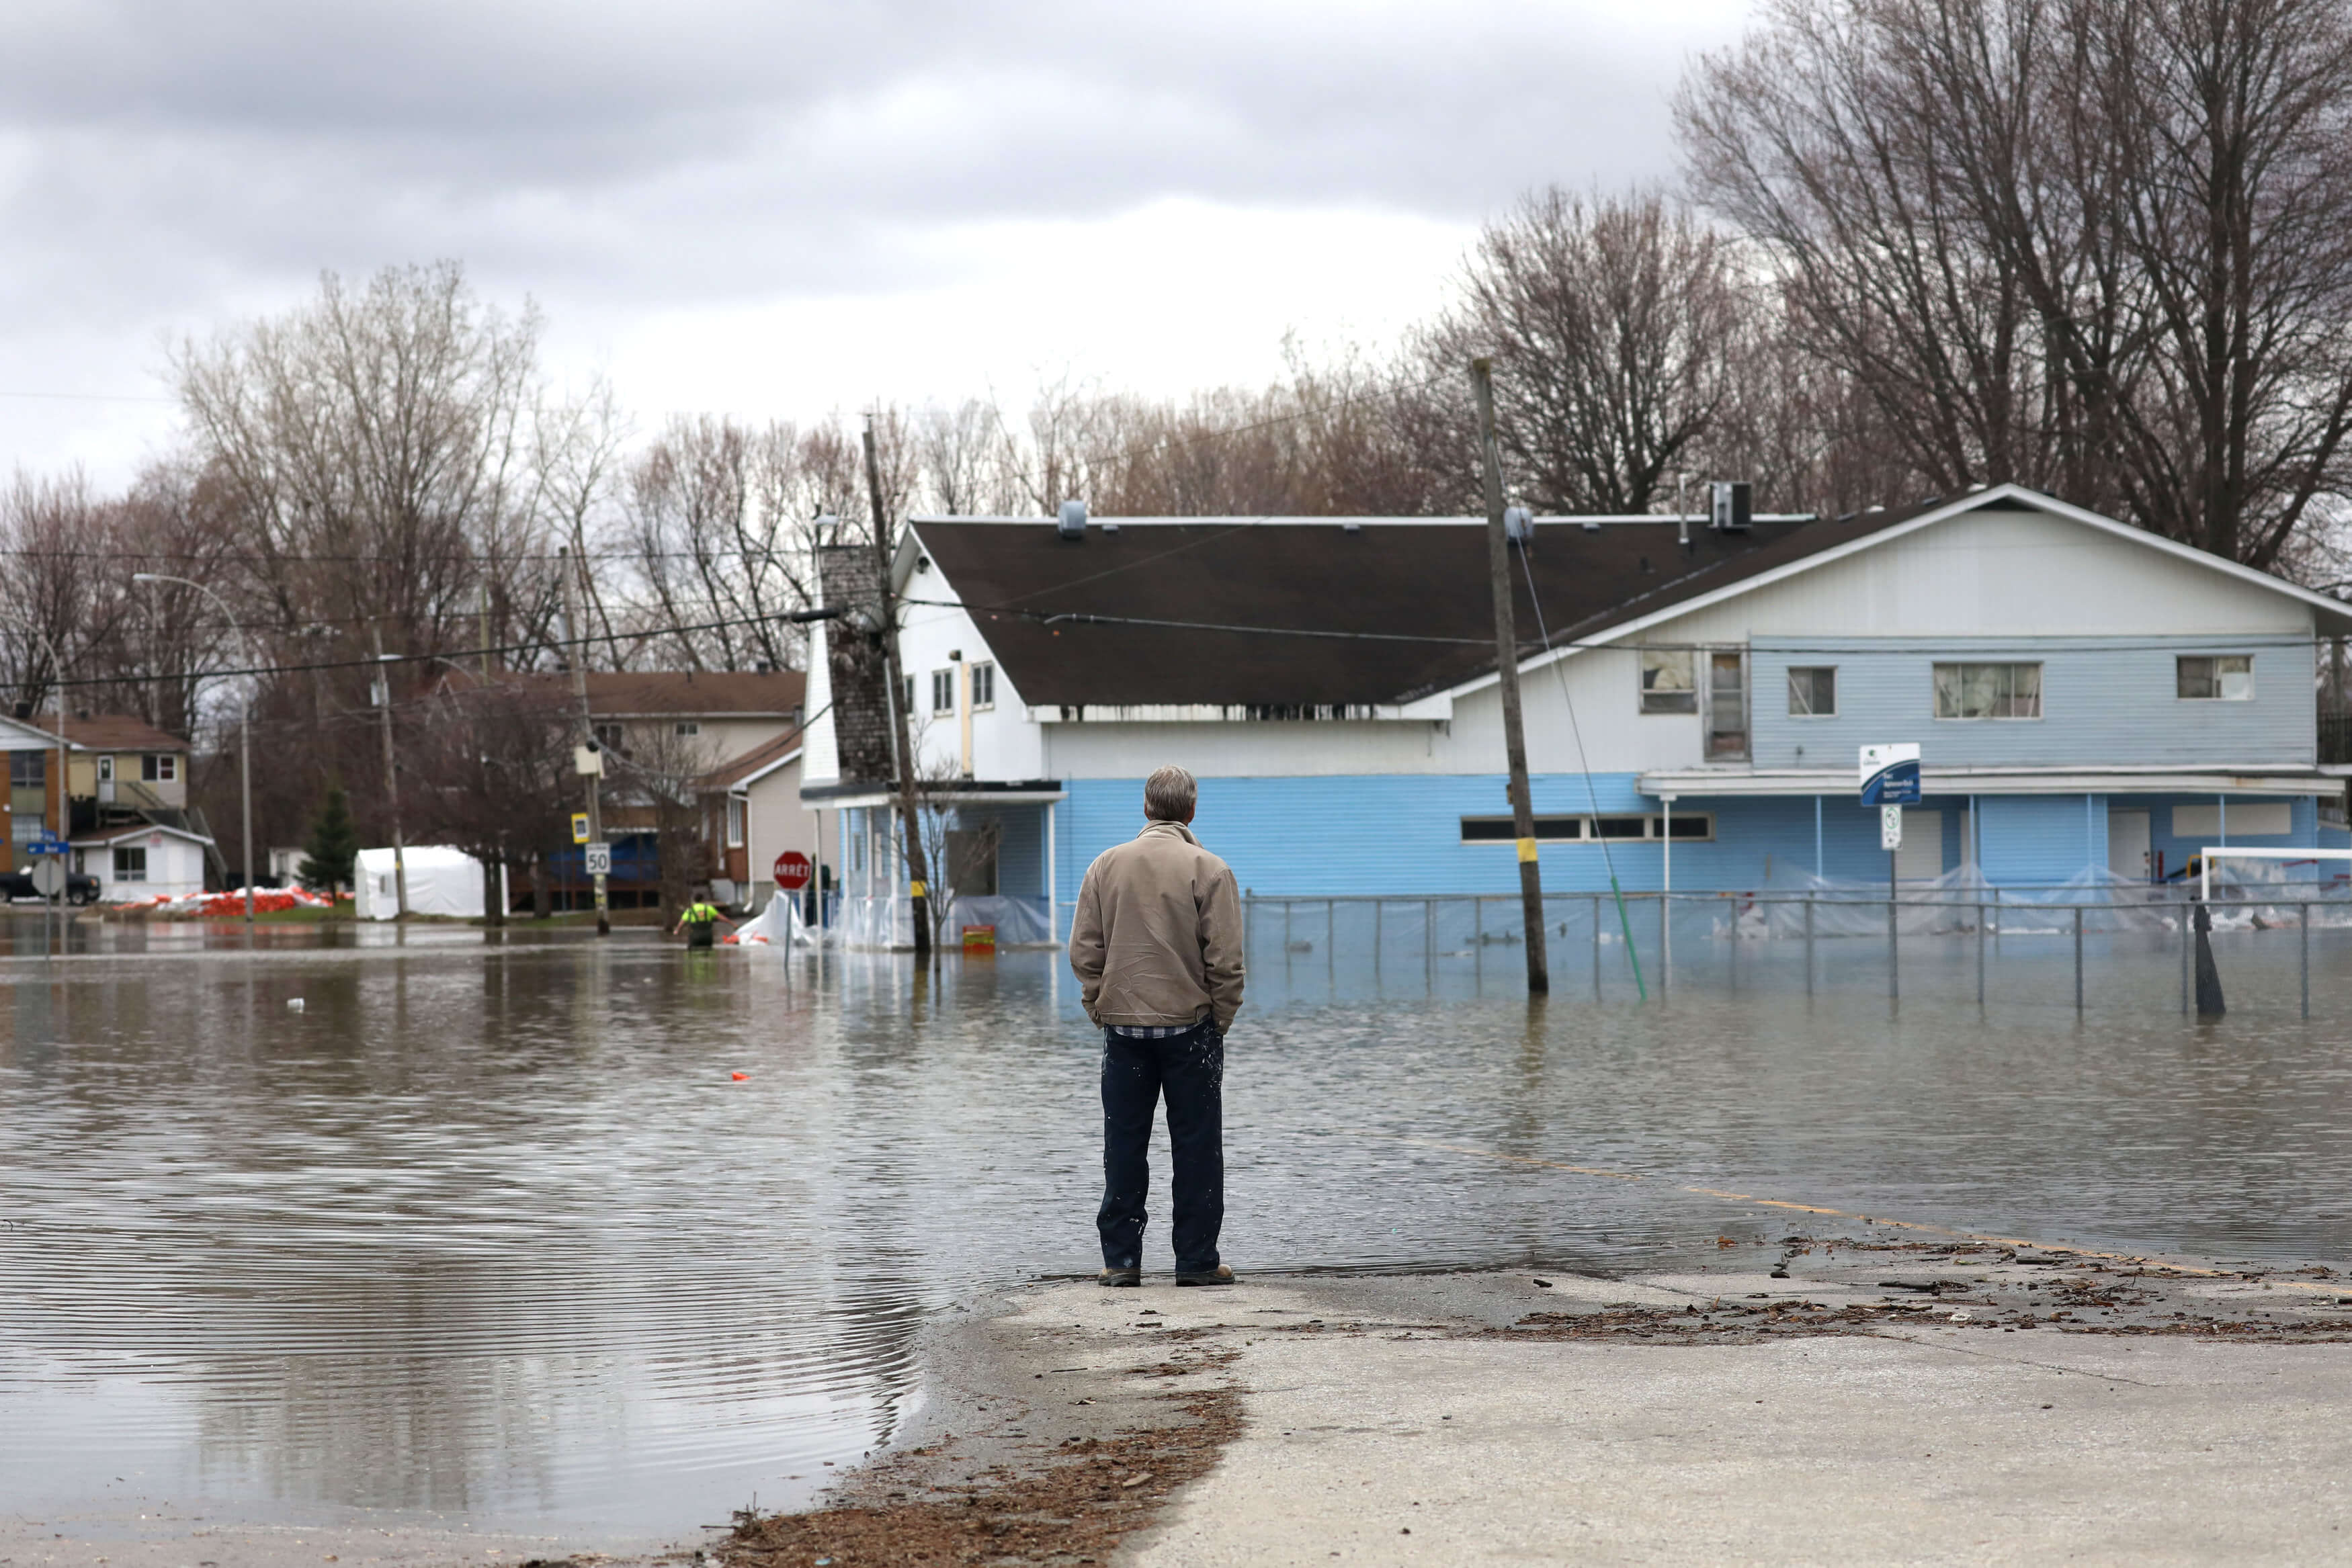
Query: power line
36 605 839 692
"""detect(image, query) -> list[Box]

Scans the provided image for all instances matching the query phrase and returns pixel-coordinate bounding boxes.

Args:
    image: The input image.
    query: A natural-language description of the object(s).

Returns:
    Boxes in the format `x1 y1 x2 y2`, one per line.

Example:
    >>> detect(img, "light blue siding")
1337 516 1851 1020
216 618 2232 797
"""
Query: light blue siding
1751 636 2314 769
2141 793 2320 883
1976 795 2105 883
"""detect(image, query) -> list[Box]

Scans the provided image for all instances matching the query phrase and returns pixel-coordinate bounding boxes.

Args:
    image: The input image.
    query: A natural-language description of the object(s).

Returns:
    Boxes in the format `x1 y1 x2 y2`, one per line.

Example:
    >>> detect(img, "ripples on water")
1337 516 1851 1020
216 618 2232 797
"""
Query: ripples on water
1 922 2347 1534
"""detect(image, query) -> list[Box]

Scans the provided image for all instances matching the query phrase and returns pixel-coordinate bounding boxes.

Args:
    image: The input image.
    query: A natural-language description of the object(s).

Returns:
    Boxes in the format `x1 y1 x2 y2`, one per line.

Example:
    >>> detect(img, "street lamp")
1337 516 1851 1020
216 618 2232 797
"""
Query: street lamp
132 574 254 925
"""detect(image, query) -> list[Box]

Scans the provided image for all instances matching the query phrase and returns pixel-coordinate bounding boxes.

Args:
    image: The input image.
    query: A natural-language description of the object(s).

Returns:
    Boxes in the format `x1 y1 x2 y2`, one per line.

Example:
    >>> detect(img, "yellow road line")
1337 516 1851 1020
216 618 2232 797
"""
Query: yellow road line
1355 1129 2347 1294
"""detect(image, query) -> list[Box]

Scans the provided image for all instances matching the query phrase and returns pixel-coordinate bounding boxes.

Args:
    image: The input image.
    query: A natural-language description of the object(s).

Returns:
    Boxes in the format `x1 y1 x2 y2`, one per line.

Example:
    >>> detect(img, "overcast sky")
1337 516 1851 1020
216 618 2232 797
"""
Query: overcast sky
0 0 1757 484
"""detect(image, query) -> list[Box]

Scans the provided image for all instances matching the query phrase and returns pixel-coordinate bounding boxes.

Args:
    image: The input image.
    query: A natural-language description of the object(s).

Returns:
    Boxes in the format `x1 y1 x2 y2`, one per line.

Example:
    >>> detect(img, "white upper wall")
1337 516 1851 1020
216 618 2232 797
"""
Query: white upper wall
1656 504 2312 644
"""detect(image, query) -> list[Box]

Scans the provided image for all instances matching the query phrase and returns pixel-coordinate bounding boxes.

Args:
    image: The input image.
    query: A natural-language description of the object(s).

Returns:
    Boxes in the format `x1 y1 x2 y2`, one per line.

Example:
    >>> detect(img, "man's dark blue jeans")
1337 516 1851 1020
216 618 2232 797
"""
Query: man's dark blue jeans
1097 1022 1224 1274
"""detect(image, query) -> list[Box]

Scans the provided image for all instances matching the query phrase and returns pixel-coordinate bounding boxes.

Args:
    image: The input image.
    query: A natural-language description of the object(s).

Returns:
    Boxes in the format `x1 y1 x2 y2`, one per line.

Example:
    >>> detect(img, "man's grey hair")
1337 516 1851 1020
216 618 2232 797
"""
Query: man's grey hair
1143 764 1198 822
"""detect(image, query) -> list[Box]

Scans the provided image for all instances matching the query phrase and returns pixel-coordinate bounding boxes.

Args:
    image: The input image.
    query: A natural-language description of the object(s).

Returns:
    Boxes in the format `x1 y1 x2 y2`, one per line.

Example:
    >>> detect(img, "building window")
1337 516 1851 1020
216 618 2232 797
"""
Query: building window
971 661 996 710
142 754 177 782
1707 650 1748 760
1460 813 1712 843
1933 662 2042 720
900 676 915 718
725 796 745 848
9 752 42 787
674 721 701 737
946 828 998 895
2177 655 2253 701
593 722 630 758
113 846 147 882
931 669 956 715
1788 666 1837 717
1639 649 1696 713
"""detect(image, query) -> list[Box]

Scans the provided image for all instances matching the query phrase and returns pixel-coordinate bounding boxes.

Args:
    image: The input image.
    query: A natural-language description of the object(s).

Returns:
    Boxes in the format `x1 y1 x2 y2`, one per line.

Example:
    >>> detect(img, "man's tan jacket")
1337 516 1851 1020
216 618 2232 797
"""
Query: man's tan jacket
1068 820 1246 1033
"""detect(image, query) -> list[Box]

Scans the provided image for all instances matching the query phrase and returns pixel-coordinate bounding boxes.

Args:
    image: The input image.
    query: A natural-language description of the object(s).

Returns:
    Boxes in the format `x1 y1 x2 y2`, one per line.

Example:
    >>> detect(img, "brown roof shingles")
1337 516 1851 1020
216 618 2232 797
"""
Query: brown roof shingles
909 504 1958 710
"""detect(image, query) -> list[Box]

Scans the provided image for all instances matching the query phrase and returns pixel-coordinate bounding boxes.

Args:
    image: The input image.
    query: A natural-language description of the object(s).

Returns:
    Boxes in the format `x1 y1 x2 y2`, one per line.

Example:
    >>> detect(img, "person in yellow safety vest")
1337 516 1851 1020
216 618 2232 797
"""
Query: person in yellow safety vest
672 885 738 949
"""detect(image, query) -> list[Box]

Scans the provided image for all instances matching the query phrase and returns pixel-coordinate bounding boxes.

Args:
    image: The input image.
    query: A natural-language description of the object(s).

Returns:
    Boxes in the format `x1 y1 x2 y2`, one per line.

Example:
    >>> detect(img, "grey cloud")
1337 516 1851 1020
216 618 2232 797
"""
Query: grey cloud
0 0 1716 305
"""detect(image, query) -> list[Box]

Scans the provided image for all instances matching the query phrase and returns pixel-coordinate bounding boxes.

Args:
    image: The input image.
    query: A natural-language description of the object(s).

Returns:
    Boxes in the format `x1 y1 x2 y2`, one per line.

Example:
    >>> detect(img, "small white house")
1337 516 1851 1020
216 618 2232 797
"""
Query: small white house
354 846 489 920
75 823 214 901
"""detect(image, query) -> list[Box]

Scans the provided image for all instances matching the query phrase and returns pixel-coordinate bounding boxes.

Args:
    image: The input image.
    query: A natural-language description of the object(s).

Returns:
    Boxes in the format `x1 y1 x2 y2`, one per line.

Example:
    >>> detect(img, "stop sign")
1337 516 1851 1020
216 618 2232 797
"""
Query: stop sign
773 851 812 891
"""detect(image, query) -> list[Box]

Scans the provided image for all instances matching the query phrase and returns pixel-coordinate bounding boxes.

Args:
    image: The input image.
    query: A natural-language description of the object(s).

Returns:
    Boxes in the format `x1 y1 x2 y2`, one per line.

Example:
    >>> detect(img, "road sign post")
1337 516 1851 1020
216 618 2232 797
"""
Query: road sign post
1862 745 1920 1004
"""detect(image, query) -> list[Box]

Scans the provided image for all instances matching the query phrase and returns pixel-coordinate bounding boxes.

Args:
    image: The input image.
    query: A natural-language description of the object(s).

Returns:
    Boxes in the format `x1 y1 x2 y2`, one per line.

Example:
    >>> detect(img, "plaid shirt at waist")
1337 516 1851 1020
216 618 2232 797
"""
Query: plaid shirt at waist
1106 1020 1210 1039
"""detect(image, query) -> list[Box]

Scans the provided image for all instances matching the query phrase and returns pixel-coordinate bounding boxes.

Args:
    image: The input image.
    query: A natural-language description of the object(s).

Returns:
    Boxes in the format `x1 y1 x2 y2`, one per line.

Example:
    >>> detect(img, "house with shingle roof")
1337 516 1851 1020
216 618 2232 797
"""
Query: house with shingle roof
798 485 2352 944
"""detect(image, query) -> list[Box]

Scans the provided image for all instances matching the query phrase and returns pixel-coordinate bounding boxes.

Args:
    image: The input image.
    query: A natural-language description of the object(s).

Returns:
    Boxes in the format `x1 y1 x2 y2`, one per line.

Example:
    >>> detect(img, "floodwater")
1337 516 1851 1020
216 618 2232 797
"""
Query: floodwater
2 920 2349 1539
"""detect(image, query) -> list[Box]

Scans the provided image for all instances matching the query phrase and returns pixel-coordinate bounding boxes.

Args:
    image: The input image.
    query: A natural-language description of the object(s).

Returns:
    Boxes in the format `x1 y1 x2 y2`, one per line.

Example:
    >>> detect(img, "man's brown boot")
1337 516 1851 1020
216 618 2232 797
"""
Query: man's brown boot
1098 1266 1142 1287
1175 1265 1236 1287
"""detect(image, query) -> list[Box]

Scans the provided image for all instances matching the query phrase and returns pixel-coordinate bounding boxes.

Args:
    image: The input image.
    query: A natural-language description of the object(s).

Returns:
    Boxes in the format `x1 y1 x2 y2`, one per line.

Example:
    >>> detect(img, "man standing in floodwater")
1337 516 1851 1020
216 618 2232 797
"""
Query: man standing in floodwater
673 886 737 949
1068 765 1246 1288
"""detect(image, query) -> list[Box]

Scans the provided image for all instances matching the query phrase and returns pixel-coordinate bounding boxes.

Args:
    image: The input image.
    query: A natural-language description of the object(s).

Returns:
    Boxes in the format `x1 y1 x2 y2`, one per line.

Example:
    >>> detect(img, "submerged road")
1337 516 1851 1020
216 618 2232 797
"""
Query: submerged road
1 930 2349 1558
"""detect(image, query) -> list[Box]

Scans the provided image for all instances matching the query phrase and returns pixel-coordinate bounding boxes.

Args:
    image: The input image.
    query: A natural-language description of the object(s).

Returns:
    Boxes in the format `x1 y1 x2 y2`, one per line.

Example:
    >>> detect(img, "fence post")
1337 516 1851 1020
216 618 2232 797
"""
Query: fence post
1804 894 1815 996
1592 894 1602 995
1474 896 1485 983
1284 899 1293 953
1327 898 1336 983
2072 904 2084 1014
1975 900 1986 1007
1658 894 1670 1000
1888 890 1899 1002
2180 898 2191 1015
2302 901 2312 1020
1425 897 1435 989
1374 900 1383 982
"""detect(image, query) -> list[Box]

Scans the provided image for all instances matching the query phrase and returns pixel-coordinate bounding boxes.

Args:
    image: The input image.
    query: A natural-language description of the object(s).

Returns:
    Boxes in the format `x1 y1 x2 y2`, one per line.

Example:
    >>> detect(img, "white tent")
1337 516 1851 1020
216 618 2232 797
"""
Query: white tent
353 846 486 921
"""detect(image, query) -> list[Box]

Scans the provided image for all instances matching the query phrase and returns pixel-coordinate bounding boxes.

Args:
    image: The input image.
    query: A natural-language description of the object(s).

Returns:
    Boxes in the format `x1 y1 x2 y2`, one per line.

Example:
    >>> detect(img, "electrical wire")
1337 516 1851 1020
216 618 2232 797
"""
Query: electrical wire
1515 534 1648 1000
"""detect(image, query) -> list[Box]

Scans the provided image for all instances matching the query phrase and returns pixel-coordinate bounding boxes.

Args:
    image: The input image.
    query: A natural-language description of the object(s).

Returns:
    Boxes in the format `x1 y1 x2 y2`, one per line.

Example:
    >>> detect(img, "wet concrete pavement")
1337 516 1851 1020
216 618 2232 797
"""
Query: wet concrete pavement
780 1249 2352 1567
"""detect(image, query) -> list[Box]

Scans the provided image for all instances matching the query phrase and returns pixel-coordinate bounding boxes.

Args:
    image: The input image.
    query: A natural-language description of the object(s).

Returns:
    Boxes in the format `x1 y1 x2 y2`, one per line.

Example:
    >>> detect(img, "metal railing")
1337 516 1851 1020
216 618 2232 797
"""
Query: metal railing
1241 887 2349 1019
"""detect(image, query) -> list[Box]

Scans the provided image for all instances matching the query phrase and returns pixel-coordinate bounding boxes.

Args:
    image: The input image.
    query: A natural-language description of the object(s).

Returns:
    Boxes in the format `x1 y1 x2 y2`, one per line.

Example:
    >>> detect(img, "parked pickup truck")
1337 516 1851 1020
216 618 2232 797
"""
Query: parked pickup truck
0 867 99 904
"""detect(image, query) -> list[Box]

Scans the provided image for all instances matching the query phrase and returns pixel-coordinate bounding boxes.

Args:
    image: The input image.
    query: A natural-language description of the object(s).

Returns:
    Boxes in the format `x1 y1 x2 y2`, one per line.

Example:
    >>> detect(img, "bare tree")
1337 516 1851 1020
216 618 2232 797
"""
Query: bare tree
1416 187 1753 514
1680 0 2352 566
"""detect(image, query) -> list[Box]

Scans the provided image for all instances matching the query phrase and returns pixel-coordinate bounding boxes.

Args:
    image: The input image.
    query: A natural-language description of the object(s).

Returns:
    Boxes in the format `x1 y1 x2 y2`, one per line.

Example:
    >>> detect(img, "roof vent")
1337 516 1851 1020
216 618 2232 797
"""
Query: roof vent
1579 517 1601 533
1056 499 1088 539
1710 480 1753 531
1504 506 1532 544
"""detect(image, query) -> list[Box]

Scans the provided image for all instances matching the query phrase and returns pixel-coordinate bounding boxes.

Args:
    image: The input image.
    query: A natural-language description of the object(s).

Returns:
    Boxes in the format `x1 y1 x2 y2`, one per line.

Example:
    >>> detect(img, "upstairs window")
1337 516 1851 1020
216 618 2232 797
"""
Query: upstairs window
9 752 42 788
724 795 745 848
931 669 956 715
971 661 997 711
593 722 630 758
2177 655 2253 701
673 721 701 737
142 754 177 782
1933 662 2042 720
1639 649 1696 713
1788 666 1837 717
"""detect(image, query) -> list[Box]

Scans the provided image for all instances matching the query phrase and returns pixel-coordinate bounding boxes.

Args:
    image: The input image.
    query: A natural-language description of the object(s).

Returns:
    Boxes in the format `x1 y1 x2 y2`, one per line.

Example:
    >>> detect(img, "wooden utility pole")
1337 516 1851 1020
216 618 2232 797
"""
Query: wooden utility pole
865 417 933 962
1470 358 1548 994
560 548 610 935
369 621 409 919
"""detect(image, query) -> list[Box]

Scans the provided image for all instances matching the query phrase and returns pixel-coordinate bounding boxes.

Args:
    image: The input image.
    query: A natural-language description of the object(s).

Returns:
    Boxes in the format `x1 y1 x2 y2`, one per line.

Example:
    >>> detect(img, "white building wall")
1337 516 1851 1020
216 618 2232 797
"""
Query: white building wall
89 832 208 900
801 620 841 786
1653 506 2310 643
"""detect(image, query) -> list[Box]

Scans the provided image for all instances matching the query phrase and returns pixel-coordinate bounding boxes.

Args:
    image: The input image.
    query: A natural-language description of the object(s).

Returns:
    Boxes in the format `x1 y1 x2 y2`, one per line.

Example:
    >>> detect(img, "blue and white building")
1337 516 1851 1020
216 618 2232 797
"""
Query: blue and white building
800 486 2352 943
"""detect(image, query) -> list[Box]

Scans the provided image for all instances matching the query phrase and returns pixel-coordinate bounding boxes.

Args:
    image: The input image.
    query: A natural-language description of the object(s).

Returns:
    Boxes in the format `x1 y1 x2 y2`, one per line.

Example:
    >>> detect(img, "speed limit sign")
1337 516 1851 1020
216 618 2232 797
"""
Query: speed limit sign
583 842 612 876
